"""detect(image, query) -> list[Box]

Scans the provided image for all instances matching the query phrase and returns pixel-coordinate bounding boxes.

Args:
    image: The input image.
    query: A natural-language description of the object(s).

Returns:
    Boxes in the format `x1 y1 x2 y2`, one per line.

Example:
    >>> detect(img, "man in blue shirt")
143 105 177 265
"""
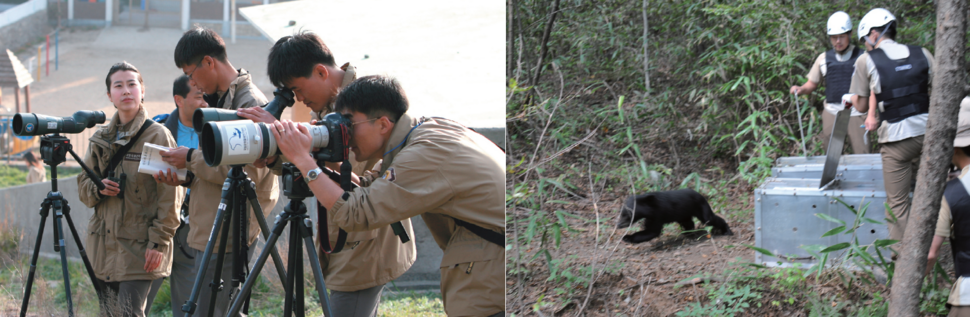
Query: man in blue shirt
154 74 207 315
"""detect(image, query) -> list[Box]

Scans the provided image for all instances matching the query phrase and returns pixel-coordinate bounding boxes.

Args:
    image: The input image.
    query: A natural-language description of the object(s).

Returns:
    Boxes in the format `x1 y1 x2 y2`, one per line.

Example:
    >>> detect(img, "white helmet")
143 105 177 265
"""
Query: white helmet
858 8 896 41
827 11 852 35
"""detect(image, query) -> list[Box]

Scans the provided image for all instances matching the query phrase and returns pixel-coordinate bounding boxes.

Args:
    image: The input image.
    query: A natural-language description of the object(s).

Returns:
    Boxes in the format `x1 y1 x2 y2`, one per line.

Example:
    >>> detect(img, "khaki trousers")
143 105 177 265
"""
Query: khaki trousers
879 135 924 244
821 111 871 154
331 284 385 317
950 306 970 317
95 278 159 317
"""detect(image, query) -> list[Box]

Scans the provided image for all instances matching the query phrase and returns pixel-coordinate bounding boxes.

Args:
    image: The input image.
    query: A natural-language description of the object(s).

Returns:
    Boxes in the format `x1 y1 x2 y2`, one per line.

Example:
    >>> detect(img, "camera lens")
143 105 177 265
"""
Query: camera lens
200 120 333 166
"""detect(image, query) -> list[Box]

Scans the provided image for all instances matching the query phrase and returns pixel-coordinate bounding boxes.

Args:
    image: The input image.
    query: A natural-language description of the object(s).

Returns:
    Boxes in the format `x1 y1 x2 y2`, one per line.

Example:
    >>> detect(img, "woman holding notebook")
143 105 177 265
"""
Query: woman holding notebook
76 61 182 316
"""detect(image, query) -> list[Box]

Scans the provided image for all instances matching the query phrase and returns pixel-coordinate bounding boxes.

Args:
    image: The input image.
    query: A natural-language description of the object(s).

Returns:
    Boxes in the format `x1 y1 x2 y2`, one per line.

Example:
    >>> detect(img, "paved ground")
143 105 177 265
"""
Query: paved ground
1 26 277 118
0 26 281 157
0 14 505 155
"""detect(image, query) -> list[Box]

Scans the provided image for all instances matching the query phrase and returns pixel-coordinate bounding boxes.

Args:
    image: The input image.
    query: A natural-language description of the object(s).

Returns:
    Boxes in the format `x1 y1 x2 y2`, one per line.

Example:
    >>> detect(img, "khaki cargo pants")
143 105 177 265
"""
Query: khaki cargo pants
821 110 871 154
879 135 924 246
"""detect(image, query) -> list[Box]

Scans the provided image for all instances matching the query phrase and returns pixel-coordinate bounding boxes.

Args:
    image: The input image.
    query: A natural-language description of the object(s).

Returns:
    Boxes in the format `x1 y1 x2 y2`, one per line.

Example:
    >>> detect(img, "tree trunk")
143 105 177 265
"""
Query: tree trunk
507 0 514 79
642 0 650 94
888 0 968 315
529 0 561 89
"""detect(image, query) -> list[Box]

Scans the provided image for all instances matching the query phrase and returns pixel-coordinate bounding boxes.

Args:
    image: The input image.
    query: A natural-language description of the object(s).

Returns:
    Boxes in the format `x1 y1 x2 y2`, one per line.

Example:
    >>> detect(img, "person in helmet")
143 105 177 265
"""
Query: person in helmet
790 11 869 154
849 8 935 251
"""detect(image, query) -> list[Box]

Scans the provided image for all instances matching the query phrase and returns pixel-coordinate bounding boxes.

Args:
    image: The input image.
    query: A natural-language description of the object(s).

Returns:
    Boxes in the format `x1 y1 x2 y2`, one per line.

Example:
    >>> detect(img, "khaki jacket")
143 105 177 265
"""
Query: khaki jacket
185 69 279 251
304 62 415 291
78 107 182 282
333 114 505 316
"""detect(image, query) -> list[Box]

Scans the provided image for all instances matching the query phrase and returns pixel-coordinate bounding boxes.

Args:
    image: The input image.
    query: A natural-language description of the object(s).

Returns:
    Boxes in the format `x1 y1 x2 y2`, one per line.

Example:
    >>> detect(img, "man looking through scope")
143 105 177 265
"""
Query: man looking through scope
236 31 415 317
271 75 505 316
160 26 279 316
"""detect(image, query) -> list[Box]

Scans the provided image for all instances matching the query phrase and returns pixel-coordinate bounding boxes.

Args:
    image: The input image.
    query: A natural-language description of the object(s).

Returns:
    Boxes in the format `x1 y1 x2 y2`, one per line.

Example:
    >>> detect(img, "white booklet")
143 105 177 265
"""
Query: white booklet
138 143 187 181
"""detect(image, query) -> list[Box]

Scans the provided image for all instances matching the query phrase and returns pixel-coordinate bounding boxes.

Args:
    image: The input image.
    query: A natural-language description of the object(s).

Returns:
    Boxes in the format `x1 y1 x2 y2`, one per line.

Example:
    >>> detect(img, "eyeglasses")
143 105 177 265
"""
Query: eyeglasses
185 61 203 81
351 118 379 127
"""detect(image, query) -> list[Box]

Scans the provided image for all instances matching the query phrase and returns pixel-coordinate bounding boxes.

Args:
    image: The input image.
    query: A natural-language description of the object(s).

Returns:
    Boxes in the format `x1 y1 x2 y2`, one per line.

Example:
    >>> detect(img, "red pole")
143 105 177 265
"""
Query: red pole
45 34 50 76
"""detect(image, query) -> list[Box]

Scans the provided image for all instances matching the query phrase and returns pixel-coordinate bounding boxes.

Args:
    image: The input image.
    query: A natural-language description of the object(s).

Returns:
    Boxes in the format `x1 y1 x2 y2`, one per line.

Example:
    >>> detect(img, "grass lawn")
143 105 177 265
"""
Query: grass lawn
1 255 445 316
0 164 82 188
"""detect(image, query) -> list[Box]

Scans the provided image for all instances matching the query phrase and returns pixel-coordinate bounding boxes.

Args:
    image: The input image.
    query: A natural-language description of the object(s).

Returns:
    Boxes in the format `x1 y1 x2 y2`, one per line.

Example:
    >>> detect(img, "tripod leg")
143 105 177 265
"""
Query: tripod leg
226 211 290 316
206 194 234 317
228 184 250 315
283 221 298 317
62 207 103 297
300 216 334 317
20 201 49 317
181 182 232 316
52 200 76 316
293 220 306 317
242 181 289 282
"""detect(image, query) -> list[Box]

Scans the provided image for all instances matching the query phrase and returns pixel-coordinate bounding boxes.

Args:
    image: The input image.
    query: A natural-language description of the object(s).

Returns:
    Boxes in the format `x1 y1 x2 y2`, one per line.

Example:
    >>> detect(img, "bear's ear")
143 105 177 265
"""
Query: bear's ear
635 194 656 207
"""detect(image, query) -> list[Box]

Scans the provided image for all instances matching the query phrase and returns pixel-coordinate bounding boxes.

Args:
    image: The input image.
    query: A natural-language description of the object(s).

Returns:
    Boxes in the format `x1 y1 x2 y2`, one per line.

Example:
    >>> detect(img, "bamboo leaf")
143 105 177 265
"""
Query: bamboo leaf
617 95 626 123
820 225 846 237
873 239 899 248
815 213 846 226
820 242 851 253
741 244 775 257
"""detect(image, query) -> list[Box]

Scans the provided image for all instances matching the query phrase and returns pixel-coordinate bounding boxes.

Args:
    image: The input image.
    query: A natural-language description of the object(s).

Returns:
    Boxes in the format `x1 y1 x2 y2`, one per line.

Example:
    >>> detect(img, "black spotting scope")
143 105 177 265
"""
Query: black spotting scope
192 87 295 133
13 111 106 136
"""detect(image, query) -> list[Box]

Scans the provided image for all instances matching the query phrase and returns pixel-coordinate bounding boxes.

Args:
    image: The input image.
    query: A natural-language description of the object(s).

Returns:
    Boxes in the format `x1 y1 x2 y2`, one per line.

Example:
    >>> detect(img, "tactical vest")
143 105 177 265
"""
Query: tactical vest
944 177 970 277
868 45 930 123
824 47 862 104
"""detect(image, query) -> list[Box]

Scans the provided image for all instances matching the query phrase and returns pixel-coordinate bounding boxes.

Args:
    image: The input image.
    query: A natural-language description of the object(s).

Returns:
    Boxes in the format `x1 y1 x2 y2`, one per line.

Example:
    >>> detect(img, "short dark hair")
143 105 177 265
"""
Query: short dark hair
173 75 191 99
960 146 970 157
334 75 408 123
267 30 337 88
174 27 228 68
105 61 143 93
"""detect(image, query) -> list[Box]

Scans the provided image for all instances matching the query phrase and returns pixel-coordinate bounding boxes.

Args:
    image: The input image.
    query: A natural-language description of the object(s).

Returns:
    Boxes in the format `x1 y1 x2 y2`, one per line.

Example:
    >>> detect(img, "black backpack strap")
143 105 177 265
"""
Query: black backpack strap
102 119 153 176
453 217 504 247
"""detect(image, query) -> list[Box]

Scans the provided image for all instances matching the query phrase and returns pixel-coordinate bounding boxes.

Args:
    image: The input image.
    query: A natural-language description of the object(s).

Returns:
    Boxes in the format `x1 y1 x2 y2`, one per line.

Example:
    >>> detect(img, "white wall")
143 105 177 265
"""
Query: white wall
0 0 46 30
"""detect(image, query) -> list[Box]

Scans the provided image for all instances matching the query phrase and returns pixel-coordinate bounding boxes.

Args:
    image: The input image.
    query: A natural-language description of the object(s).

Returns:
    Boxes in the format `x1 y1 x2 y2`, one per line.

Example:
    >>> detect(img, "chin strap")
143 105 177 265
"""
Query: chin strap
865 20 894 48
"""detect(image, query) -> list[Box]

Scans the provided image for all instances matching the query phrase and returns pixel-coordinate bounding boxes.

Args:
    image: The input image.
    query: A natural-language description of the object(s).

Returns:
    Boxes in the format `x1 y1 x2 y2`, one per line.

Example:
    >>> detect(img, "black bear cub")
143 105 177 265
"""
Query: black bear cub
616 189 733 244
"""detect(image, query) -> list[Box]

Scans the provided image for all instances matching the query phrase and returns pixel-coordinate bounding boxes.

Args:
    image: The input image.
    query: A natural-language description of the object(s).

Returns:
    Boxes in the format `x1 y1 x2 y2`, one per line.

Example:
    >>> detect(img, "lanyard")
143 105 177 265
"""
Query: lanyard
383 122 423 157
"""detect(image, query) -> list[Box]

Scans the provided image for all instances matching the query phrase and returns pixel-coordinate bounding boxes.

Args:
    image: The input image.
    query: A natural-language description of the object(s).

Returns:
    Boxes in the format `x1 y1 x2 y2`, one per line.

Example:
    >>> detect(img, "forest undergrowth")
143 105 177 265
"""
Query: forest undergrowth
506 0 970 315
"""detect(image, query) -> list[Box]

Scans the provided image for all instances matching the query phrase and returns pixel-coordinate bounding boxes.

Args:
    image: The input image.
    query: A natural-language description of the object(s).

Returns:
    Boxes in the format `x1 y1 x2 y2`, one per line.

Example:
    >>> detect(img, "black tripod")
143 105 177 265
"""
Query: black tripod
181 165 288 317
20 134 105 317
227 163 338 317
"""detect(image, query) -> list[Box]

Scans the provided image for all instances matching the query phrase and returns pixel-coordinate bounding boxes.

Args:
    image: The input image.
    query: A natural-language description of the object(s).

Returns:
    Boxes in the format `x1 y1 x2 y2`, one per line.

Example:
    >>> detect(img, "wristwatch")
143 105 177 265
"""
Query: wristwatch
305 167 323 184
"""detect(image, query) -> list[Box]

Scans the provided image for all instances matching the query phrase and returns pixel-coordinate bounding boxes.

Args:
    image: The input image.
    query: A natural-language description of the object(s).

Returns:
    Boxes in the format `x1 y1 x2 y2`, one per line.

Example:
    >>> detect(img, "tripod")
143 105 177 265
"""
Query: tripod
20 134 105 317
181 165 289 317
227 163 337 317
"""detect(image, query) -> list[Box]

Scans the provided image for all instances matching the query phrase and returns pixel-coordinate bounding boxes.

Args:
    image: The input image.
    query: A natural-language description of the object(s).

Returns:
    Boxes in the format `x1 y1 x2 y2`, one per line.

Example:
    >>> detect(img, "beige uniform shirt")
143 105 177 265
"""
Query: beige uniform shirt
332 114 505 316
805 47 865 116
184 69 280 252
848 39 935 143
